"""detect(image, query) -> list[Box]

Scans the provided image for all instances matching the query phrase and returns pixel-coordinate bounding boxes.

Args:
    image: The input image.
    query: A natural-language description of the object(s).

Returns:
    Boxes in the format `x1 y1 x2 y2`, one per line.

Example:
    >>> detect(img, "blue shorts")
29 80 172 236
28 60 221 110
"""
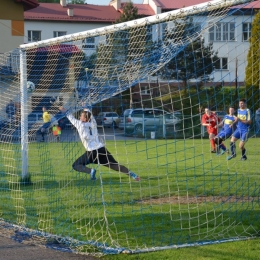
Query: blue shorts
217 128 232 140
232 129 248 142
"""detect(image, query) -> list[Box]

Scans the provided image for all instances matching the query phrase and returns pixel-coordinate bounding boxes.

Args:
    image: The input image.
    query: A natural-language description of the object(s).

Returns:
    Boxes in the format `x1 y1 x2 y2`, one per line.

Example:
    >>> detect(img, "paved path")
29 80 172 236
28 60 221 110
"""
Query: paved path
0 233 97 260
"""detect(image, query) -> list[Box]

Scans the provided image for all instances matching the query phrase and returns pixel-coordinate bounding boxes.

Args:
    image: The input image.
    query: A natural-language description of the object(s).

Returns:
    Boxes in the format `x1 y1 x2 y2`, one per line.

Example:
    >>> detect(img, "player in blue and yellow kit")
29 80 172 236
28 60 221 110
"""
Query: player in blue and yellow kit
227 99 251 161
214 106 237 155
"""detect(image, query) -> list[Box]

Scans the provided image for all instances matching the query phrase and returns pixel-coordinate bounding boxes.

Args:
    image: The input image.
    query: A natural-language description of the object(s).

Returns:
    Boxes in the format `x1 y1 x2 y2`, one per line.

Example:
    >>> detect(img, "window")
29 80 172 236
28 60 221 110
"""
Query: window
242 23 251 41
143 110 155 118
162 23 167 40
53 31 66 38
209 23 235 41
146 25 152 42
215 58 228 70
140 86 152 95
28 30 41 42
131 110 144 118
82 37 95 49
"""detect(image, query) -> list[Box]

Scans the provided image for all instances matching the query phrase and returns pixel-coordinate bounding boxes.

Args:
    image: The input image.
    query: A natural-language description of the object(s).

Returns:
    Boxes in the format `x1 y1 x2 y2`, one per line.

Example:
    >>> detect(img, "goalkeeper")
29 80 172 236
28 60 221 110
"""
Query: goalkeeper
59 107 140 181
214 106 237 155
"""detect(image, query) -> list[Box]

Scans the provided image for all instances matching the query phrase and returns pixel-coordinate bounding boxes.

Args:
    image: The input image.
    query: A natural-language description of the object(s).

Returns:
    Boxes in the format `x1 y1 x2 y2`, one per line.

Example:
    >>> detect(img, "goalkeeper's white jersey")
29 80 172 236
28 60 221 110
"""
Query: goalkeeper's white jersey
67 113 104 151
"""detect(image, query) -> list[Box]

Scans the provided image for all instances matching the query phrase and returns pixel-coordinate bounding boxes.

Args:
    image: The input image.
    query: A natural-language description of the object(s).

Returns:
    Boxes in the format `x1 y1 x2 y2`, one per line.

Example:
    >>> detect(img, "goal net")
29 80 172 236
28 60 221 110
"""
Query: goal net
0 0 259 255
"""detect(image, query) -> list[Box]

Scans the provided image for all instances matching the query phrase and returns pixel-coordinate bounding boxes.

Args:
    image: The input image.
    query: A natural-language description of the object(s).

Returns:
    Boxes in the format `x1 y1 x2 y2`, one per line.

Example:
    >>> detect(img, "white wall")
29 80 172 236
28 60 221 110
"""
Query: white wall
204 15 253 84
24 21 112 44
24 12 254 84
0 20 24 53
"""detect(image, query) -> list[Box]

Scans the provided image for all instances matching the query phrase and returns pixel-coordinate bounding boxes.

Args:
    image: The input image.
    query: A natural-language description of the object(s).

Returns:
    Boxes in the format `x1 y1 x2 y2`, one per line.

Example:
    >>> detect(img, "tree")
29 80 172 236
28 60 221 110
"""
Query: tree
245 11 260 105
38 0 85 3
113 2 140 108
115 2 139 24
159 18 219 92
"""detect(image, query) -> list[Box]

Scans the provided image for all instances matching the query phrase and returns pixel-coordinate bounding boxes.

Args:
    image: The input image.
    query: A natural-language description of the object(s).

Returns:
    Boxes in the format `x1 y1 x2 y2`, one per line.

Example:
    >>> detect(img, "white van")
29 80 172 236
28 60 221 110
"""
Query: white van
119 108 181 134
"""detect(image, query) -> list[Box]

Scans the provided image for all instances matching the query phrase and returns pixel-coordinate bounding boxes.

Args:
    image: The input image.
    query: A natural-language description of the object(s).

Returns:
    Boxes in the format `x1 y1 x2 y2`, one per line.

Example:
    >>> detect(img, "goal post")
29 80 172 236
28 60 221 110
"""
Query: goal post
0 0 259 256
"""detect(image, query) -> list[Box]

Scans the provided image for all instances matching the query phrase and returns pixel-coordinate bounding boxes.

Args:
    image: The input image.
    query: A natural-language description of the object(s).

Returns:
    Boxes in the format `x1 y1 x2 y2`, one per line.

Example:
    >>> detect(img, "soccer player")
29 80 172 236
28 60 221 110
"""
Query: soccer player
201 108 221 153
227 99 251 161
59 107 140 181
214 106 237 155
40 106 51 142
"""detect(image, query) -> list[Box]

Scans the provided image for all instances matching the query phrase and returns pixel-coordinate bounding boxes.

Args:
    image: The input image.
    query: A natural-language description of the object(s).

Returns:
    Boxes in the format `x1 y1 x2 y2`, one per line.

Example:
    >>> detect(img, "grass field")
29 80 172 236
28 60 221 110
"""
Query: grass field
103 238 260 259
0 137 260 255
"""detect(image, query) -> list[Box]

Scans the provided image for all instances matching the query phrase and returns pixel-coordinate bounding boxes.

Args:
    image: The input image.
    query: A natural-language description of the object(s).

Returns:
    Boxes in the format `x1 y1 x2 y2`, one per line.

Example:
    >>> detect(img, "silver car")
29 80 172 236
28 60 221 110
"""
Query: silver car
119 108 181 134
96 112 120 128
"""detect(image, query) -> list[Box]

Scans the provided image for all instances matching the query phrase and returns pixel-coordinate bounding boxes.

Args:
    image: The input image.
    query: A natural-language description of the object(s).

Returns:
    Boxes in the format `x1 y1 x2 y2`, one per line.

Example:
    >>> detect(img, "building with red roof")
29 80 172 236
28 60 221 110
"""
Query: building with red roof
0 0 38 53
22 0 260 90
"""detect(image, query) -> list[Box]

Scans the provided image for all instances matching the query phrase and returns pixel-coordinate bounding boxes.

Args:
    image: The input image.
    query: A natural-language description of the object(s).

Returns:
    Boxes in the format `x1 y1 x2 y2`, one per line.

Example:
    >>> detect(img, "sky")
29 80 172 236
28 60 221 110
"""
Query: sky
86 0 143 5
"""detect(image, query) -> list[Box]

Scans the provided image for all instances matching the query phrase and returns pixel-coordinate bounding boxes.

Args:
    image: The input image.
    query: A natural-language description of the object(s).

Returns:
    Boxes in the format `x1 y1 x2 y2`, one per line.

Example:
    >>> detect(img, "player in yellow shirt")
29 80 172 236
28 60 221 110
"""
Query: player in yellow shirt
40 106 51 142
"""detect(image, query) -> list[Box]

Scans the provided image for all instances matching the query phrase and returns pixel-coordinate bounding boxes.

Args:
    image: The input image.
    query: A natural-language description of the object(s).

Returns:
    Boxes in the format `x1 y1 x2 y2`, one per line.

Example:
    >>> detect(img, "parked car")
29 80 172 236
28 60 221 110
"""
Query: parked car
119 108 181 134
95 112 120 128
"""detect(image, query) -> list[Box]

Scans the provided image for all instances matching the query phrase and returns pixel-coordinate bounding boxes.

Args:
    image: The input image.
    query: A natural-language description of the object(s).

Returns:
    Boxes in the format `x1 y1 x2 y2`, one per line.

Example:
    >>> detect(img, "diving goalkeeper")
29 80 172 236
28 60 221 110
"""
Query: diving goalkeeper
59 107 140 181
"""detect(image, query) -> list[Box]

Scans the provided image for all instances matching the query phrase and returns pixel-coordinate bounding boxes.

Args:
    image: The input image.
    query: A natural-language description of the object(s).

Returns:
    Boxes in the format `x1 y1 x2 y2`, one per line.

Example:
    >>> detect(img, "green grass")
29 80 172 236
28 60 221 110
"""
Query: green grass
0 137 260 255
103 238 260 259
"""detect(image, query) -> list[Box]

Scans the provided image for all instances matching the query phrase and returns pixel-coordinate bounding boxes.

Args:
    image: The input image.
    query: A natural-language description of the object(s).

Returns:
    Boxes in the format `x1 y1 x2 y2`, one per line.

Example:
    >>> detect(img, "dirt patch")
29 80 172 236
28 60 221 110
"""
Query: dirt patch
139 195 257 205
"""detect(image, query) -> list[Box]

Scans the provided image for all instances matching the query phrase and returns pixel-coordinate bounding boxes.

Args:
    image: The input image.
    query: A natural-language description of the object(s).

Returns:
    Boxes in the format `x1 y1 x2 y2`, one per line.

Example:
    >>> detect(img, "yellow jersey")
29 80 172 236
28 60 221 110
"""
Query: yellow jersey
43 111 51 123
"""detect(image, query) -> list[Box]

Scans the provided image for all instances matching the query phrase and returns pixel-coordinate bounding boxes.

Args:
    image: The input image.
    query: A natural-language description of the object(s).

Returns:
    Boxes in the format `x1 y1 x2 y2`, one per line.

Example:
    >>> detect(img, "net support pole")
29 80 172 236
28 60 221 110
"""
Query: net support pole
20 49 29 180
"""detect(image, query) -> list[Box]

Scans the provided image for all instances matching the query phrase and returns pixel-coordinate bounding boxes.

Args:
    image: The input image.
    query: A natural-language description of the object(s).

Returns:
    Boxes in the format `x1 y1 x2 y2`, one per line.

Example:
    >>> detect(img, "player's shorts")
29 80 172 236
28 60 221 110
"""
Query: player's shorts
217 128 232 140
207 128 218 135
232 129 249 142
73 146 118 167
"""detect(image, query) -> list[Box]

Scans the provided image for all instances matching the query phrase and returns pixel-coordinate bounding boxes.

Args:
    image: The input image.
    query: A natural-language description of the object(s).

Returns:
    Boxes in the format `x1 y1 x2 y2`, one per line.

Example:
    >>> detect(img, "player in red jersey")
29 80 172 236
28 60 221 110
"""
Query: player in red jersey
201 108 221 153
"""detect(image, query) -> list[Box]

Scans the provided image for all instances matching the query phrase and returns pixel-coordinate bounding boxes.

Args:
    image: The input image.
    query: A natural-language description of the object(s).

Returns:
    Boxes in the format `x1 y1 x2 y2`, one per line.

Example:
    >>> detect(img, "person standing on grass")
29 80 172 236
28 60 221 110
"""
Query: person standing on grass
59 107 140 181
6 100 16 121
40 106 51 142
214 106 237 155
255 108 260 134
227 99 251 161
201 108 221 153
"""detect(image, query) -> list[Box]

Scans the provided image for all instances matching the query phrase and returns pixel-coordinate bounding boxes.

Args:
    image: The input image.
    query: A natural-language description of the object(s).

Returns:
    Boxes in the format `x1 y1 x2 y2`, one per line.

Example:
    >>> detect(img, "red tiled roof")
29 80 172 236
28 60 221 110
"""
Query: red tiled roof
119 3 154 16
155 0 210 9
24 3 121 23
15 0 39 11
240 0 260 9
156 0 260 10
29 44 82 54
133 4 155 16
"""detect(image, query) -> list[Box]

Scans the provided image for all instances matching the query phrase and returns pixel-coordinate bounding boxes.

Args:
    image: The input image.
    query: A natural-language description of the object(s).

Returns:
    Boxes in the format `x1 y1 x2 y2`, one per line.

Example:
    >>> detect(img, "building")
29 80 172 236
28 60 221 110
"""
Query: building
23 0 260 85
0 0 38 54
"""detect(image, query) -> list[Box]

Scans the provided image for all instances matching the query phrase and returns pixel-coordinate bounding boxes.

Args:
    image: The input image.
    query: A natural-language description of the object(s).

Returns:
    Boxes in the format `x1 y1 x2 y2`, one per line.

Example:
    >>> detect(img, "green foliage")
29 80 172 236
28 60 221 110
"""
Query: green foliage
115 2 139 24
245 11 260 88
38 0 85 3
157 86 246 115
37 0 59 2
159 18 219 88
245 11 260 107
103 239 260 259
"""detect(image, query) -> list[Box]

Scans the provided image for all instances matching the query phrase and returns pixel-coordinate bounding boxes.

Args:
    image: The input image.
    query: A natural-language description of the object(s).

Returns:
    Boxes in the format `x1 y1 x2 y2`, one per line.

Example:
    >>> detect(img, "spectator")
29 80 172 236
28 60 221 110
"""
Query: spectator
255 108 260 134
40 107 51 142
5 100 16 121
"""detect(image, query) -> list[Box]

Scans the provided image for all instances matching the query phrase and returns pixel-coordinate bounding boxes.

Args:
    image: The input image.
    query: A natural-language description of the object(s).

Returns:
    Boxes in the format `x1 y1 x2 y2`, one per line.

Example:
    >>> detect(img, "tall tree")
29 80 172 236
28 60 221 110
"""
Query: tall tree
244 11 260 105
38 0 85 3
159 18 219 92
114 2 140 108
115 2 139 24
